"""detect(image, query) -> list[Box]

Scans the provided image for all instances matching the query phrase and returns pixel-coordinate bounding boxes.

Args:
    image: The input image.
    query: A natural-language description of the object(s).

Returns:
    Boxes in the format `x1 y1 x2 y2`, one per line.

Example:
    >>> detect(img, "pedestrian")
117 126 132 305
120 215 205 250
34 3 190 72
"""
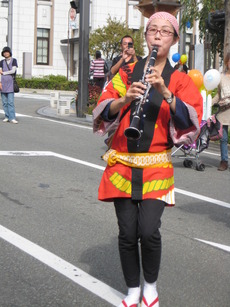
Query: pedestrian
93 11 203 307
110 35 142 77
0 46 18 124
174 63 188 74
90 50 106 90
212 52 230 171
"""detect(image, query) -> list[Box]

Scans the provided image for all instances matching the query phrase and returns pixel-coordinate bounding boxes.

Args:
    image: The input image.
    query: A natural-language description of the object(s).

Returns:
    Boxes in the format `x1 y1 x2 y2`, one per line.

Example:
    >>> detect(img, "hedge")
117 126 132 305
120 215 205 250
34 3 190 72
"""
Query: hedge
16 75 78 91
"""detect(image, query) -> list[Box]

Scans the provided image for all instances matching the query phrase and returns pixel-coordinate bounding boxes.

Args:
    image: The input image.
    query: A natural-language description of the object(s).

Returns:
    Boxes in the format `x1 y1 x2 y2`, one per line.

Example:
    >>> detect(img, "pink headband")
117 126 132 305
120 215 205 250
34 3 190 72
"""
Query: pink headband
146 12 179 36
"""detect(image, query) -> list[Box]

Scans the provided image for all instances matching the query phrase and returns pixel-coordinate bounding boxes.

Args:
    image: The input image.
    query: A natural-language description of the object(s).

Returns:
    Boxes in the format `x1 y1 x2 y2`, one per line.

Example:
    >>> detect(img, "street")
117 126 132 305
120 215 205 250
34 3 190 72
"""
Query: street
0 94 229 307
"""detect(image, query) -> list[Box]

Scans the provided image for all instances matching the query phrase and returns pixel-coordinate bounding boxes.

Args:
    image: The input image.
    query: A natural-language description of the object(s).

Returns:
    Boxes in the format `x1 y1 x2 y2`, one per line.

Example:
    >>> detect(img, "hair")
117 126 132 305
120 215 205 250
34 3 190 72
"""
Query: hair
1 46 12 57
224 52 230 68
145 11 179 37
95 51 101 59
120 35 134 44
174 63 188 74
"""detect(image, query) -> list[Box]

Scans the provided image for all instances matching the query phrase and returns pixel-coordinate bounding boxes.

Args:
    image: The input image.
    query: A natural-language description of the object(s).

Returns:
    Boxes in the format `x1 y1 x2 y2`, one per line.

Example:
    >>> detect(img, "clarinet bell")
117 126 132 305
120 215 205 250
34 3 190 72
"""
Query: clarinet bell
124 115 141 140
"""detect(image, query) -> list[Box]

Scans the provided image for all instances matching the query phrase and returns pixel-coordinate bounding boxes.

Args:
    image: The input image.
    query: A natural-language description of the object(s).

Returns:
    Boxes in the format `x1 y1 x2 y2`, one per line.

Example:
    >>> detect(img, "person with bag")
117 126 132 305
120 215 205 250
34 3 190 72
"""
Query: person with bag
93 12 202 307
212 52 230 171
0 46 18 124
90 50 106 90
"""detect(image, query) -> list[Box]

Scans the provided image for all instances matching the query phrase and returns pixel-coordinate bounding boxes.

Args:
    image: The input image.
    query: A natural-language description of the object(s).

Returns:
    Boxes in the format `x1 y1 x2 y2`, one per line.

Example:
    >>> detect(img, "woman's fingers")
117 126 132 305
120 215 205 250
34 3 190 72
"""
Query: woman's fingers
124 82 146 104
145 68 166 93
130 82 146 94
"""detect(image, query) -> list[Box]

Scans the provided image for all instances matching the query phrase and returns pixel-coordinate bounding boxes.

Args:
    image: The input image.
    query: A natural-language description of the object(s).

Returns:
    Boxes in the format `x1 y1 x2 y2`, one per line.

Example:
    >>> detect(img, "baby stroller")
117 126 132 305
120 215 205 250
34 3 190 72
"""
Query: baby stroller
171 120 209 171
171 106 222 171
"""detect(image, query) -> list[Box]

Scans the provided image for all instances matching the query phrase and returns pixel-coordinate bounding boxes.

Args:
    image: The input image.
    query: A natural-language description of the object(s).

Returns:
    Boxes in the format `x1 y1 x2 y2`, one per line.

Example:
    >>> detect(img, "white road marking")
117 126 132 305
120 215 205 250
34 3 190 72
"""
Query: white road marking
0 109 92 129
0 151 54 156
202 150 220 157
53 152 105 170
0 109 32 118
0 225 124 306
0 107 225 157
175 188 230 209
195 238 230 253
15 93 50 100
0 151 229 209
0 108 224 157
0 147 229 303
0 151 105 170
33 115 93 129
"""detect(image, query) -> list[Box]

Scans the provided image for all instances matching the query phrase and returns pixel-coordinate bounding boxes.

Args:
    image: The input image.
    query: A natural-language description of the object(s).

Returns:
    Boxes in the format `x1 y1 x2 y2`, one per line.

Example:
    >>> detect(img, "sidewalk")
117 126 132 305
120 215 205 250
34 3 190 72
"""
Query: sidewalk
20 88 94 127
37 105 93 127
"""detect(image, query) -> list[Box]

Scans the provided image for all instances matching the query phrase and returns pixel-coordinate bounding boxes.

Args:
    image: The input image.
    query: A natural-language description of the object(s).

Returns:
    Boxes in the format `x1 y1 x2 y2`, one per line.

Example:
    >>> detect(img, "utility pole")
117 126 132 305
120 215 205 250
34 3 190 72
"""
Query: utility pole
77 0 90 117
67 7 71 80
8 0 13 49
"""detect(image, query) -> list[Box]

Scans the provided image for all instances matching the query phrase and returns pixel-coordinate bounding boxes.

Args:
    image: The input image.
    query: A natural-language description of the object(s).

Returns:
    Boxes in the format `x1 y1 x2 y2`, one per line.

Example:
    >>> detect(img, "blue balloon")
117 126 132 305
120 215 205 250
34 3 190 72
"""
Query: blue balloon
186 21 191 29
172 53 180 63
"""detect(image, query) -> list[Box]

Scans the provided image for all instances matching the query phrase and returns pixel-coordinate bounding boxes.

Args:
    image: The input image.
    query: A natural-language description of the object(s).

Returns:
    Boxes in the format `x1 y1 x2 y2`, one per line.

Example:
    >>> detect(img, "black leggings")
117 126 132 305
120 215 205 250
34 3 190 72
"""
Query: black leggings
93 77 105 89
114 198 165 287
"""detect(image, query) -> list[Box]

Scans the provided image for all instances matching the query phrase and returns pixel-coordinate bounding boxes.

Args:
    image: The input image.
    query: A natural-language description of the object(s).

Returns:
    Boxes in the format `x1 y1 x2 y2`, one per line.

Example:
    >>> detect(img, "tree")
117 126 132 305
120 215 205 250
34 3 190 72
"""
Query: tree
180 0 229 60
89 16 145 61
224 0 230 58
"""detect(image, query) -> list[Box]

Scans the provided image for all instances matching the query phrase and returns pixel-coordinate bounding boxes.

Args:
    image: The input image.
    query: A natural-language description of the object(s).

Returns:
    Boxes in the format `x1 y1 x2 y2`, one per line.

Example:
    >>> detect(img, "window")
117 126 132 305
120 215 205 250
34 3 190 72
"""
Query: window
36 28 50 65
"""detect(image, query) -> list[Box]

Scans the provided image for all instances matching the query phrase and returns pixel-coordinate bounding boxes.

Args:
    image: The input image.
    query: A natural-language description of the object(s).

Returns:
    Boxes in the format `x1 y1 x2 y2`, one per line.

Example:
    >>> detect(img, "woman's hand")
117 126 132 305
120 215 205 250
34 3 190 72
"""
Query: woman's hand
124 81 147 104
145 66 176 112
109 81 147 117
145 66 169 97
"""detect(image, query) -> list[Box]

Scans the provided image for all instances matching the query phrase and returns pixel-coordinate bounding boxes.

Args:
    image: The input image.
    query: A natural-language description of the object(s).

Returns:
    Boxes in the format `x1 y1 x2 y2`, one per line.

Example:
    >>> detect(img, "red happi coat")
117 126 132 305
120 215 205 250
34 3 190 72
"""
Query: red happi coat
93 59 203 205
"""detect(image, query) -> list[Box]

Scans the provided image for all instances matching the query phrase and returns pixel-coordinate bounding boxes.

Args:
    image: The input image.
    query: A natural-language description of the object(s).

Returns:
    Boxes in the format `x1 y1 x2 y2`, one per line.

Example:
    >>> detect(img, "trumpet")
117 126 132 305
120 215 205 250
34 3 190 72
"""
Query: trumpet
124 46 158 140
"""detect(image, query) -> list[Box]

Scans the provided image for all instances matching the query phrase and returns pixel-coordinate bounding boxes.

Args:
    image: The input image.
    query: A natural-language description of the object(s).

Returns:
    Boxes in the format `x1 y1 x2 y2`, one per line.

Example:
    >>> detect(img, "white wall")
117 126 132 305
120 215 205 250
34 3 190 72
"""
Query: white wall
13 1 35 76
0 5 8 48
90 0 127 29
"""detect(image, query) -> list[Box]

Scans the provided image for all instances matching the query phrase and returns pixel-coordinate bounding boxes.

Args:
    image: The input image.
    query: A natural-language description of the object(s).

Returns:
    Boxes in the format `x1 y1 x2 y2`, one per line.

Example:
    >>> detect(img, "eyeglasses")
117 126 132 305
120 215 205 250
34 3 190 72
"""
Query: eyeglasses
147 28 174 37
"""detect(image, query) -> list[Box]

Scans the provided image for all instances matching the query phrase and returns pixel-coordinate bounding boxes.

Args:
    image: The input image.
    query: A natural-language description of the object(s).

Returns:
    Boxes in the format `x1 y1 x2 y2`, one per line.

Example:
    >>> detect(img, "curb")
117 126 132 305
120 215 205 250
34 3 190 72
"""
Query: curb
36 106 93 127
19 88 76 96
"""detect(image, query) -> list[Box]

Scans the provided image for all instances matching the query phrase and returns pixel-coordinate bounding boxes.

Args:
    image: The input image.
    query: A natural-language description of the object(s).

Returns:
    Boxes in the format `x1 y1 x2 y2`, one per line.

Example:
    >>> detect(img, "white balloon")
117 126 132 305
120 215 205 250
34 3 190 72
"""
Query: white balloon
203 69 221 91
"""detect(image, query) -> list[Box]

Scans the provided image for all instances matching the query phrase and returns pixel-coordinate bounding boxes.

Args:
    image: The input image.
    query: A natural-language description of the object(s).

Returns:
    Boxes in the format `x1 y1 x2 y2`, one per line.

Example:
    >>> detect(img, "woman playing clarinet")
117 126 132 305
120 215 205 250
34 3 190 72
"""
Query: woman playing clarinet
93 12 203 307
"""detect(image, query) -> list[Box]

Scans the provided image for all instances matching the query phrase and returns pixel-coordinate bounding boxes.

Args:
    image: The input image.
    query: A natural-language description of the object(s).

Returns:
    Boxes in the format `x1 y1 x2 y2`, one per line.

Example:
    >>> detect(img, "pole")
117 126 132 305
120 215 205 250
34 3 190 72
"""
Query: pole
77 0 90 117
67 8 70 80
8 0 13 49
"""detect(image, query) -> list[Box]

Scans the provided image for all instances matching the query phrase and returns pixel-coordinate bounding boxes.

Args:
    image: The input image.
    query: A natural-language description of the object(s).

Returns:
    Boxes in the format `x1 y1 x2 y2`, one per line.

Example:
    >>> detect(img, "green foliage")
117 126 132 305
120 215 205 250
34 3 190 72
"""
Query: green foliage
16 75 78 91
89 15 145 60
86 84 101 114
16 74 101 115
211 87 218 98
180 0 225 59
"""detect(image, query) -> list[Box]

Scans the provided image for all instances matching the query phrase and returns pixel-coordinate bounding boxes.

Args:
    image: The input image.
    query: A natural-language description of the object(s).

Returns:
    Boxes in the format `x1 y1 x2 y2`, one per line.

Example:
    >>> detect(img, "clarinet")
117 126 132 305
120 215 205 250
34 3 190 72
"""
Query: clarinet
124 46 158 140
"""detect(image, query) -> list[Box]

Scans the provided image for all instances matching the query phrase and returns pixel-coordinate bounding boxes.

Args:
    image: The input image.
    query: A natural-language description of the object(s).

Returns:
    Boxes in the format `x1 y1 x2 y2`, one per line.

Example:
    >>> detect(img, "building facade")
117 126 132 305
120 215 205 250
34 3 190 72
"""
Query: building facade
0 0 185 80
0 0 145 79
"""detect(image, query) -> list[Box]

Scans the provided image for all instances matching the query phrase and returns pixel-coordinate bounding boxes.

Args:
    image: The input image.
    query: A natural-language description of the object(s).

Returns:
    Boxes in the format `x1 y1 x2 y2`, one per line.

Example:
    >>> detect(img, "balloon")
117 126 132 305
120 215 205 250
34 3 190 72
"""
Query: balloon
203 69 221 91
199 84 206 92
172 53 180 63
188 69 203 89
180 54 187 64
186 21 191 29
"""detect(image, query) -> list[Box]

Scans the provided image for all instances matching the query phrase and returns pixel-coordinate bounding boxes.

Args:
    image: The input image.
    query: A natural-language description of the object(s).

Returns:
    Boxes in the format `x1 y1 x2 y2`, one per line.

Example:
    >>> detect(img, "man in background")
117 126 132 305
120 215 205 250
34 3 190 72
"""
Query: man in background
110 35 142 77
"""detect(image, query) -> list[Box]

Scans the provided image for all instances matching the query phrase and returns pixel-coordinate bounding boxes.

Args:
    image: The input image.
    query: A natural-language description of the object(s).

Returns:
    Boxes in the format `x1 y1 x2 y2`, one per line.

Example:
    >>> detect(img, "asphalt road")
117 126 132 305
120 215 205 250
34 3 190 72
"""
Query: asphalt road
0 94 229 307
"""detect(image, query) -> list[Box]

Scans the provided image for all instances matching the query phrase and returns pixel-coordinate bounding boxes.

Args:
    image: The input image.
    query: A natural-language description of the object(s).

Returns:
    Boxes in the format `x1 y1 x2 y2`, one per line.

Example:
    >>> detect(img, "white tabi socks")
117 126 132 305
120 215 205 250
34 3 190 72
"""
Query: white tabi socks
118 286 141 307
142 281 159 307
